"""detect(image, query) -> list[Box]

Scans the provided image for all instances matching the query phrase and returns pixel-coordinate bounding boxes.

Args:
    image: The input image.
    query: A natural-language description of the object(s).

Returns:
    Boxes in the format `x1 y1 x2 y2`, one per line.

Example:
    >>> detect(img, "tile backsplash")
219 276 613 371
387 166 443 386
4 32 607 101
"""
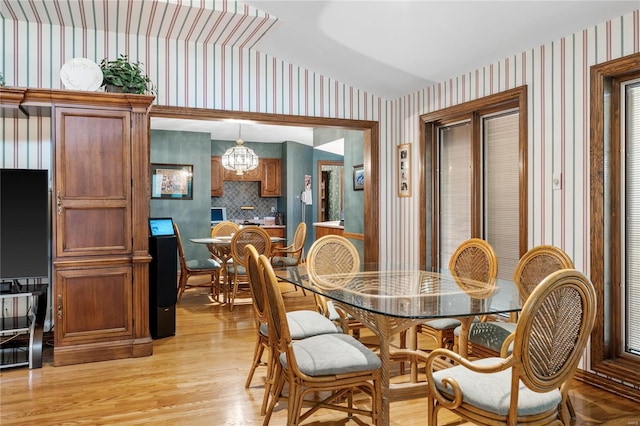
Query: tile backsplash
211 181 278 221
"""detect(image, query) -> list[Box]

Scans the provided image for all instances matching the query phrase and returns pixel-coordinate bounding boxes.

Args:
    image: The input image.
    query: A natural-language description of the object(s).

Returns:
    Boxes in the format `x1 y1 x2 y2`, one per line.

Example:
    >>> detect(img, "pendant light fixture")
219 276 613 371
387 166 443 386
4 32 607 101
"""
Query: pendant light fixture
221 123 259 175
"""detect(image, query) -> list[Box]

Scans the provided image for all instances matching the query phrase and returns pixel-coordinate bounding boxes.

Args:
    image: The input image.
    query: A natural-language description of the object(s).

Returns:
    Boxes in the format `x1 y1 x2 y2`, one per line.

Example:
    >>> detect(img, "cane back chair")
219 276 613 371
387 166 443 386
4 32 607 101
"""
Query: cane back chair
423 268 596 426
259 253 382 425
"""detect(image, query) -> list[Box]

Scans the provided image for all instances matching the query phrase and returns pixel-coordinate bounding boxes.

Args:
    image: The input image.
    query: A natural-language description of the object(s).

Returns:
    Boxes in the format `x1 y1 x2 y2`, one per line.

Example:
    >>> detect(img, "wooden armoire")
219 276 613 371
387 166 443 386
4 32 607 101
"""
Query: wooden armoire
1 88 155 366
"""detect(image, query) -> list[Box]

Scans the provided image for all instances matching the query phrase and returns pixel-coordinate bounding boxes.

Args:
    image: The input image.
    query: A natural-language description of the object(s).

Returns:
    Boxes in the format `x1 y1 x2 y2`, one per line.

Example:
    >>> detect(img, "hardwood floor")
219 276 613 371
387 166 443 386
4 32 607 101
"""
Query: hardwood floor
2 283 640 425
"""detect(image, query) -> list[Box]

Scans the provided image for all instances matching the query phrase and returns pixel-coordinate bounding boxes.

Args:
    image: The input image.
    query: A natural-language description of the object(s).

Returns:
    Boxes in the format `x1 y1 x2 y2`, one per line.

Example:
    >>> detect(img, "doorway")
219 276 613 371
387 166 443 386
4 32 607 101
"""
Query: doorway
149 105 379 264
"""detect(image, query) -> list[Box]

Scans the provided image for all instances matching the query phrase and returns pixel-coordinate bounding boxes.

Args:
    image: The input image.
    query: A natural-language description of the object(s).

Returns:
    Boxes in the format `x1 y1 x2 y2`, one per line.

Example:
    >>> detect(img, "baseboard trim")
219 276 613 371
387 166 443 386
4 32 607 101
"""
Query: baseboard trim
575 369 640 403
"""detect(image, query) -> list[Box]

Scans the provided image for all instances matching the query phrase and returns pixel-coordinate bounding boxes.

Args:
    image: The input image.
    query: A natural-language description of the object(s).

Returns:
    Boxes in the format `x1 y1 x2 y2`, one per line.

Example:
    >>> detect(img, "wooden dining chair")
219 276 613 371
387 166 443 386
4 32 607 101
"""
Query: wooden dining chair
419 238 498 352
243 244 342 415
271 221 308 295
306 235 366 338
467 245 574 358
271 221 306 268
259 253 382 425
420 268 596 426
173 223 221 302
210 220 239 296
210 220 239 238
228 226 271 310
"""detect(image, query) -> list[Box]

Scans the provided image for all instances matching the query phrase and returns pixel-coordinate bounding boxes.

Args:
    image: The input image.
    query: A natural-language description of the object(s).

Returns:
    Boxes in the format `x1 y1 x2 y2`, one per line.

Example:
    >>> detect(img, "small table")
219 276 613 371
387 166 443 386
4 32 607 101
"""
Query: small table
277 265 521 426
1 281 48 369
191 236 286 303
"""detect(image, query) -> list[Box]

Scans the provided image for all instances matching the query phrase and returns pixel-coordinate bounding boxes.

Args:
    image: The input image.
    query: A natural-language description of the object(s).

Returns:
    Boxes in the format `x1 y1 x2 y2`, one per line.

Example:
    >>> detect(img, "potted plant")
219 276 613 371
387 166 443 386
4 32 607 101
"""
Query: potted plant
99 54 155 95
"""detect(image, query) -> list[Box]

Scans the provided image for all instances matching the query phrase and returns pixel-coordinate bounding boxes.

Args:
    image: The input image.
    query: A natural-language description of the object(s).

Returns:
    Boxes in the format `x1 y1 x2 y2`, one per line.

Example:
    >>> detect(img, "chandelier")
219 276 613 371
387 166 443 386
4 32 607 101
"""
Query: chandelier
221 124 259 175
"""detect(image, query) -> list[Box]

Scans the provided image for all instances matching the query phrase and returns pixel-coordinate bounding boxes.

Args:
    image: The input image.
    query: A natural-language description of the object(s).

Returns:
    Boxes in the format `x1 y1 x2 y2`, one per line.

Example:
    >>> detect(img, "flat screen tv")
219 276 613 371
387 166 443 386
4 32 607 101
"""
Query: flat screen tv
210 207 227 225
149 218 175 237
0 168 49 280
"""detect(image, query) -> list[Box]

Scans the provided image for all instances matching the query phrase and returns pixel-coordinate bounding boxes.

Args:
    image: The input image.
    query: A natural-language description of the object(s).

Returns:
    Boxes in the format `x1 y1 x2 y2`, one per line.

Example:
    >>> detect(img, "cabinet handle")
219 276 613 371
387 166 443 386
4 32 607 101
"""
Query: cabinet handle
57 295 63 319
56 191 62 215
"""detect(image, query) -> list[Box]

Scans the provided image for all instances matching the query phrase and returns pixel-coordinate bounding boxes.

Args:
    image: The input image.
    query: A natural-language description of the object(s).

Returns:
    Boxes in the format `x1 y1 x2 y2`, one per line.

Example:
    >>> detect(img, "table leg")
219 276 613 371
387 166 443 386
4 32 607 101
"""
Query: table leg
336 304 424 426
30 289 47 368
457 316 474 358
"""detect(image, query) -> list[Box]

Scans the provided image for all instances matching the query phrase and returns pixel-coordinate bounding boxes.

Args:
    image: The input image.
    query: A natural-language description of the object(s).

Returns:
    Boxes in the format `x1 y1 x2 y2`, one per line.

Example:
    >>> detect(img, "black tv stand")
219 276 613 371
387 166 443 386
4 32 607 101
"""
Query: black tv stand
0 280 48 369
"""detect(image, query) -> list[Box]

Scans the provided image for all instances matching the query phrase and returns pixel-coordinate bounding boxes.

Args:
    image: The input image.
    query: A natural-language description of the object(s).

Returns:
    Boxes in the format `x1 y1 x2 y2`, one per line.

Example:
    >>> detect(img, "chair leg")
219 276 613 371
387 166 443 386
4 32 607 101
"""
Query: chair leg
287 380 303 426
213 270 221 302
230 272 238 311
261 344 276 416
177 272 187 302
263 362 284 426
245 334 266 388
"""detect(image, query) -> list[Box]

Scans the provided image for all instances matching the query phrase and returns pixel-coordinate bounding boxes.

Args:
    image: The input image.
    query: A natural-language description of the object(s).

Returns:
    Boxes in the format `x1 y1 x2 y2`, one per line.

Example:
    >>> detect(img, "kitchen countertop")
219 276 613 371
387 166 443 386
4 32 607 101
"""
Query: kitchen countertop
313 220 344 229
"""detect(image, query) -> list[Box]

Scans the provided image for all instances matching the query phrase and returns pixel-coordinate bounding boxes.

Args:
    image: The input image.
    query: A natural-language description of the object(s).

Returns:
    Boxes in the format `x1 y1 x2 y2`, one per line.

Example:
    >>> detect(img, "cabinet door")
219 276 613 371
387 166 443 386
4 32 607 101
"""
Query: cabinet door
54 107 131 257
211 156 224 196
55 266 133 345
260 158 281 197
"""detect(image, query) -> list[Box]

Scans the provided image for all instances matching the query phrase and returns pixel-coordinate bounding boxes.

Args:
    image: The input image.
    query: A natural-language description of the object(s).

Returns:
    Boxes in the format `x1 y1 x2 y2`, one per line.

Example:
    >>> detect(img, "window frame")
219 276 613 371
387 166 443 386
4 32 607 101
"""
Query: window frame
418 86 528 268
590 52 640 385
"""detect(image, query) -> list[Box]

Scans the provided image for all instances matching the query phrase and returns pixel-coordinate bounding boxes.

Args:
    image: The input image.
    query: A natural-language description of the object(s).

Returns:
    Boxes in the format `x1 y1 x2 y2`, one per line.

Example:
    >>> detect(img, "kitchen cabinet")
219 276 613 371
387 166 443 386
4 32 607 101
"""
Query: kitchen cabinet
314 221 344 239
260 158 281 197
211 156 281 197
0 88 156 366
211 156 224 196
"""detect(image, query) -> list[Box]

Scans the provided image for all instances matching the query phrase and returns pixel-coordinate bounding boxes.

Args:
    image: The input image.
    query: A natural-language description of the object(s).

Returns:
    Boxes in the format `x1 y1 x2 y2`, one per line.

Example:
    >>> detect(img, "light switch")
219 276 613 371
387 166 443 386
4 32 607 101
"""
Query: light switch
552 172 562 190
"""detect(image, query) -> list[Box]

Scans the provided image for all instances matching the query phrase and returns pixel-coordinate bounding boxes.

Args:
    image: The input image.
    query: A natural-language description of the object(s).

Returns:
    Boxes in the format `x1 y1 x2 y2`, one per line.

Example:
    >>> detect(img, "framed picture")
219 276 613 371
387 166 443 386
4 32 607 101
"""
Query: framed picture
397 144 411 197
151 163 193 200
353 164 364 191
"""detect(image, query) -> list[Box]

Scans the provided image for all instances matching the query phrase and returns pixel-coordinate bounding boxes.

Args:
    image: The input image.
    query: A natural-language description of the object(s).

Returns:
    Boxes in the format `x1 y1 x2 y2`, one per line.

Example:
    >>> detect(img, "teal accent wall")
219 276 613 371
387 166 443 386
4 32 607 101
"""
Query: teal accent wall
151 130 212 262
343 130 364 236
283 141 314 254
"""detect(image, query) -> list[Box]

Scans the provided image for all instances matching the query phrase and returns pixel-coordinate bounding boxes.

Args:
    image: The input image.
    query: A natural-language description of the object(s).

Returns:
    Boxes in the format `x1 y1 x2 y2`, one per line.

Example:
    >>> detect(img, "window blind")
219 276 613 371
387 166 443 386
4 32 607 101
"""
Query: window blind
483 112 520 281
625 82 640 354
439 123 471 268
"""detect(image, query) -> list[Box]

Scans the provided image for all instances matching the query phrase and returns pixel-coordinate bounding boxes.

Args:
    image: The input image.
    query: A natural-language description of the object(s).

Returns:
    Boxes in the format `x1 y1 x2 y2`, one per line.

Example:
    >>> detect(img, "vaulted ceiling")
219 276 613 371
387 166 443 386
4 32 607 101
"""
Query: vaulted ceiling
5 0 637 100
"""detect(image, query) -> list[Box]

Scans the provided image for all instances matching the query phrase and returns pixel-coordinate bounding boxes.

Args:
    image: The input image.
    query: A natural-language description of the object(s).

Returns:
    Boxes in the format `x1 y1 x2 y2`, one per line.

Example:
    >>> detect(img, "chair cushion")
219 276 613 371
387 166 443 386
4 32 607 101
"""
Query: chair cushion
468 322 517 353
259 310 342 340
186 258 220 270
281 333 381 376
432 357 562 416
227 264 246 275
326 300 355 322
271 256 298 267
423 318 461 330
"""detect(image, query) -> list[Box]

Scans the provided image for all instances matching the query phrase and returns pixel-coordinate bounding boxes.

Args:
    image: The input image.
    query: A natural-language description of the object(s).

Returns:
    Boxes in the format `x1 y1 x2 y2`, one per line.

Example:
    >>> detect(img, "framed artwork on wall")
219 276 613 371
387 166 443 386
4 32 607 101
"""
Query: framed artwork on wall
398 144 411 197
151 163 193 200
353 164 364 191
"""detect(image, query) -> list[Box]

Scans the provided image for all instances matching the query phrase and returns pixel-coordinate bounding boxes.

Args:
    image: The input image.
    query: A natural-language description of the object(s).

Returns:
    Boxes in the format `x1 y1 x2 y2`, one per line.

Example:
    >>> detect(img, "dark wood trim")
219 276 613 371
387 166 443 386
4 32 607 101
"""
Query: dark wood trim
418 86 528 268
589 52 640 387
150 105 379 264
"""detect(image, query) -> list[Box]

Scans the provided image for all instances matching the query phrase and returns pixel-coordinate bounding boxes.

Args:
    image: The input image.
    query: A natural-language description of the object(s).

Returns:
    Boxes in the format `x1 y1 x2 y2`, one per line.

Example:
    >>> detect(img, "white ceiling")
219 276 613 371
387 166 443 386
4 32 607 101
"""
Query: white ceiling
242 0 638 100
151 0 639 145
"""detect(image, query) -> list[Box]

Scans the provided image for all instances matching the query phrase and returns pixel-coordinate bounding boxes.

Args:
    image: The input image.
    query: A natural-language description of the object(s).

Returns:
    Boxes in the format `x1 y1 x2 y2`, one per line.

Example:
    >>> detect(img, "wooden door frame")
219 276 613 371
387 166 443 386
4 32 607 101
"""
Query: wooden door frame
150 105 379 264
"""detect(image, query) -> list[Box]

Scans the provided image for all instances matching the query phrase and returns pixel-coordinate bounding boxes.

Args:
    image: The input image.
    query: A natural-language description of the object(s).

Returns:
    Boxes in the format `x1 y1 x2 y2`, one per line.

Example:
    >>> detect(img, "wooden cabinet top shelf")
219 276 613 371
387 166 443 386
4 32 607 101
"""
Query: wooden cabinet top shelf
0 87 155 117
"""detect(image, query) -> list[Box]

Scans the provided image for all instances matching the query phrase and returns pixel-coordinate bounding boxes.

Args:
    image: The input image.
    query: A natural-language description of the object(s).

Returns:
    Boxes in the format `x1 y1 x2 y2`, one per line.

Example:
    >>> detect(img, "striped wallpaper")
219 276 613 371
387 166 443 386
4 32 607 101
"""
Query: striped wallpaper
1 0 639 387
1 2 638 269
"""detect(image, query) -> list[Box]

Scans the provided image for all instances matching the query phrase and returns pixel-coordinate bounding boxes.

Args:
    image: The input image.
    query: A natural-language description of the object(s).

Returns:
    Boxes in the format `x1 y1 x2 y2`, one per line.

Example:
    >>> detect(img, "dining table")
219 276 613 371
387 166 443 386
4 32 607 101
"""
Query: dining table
191 235 287 303
276 264 521 426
